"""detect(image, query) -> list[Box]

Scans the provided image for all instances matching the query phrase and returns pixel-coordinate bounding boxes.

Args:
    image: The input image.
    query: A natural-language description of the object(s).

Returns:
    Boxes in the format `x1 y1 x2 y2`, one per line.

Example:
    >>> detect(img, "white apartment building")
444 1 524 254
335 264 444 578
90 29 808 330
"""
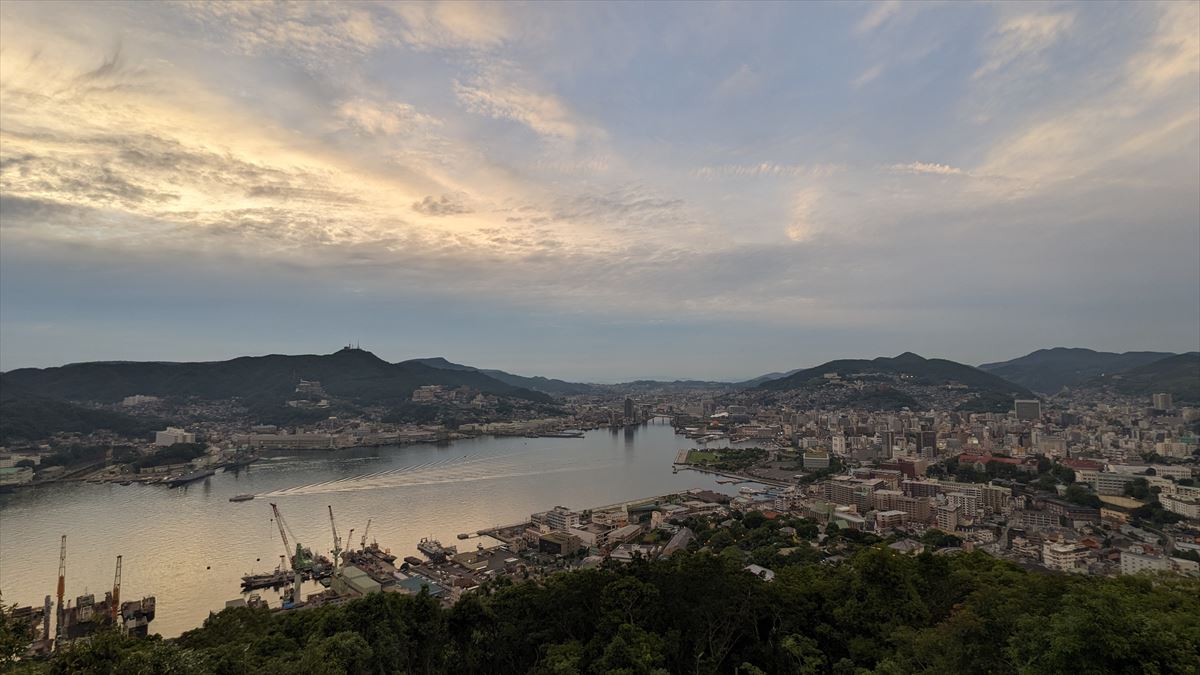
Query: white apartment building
154 427 196 446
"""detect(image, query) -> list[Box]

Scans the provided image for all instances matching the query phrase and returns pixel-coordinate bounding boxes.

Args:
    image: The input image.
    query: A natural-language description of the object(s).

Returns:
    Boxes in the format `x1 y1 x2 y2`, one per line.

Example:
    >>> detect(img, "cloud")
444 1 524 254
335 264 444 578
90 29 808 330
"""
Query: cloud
182 1 387 64
693 163 843 179
390 1 514 51
1128 1 1200 92
852 63 884 89
412 193 472 216
713 64 764 98
973 11 1075 80
854 1 902 35
889 162 965 176
335 98 440 136
454 69 588 141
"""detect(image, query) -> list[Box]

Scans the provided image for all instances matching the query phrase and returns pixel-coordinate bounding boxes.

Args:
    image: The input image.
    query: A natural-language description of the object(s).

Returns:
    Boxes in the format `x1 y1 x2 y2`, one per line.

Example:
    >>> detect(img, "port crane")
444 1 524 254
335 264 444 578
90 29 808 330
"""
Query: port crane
360 519 372 549
111 556 122 623
346 529 355 554
55 535 66 641
270 503 302 607
327 505 342 571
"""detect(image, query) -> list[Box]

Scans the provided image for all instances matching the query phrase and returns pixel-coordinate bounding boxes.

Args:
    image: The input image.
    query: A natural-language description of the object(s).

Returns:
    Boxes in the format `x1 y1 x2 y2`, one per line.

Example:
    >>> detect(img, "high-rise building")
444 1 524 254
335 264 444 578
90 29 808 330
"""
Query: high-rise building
624 397 635 422
1014 400 1041 421
1152 393 1174 411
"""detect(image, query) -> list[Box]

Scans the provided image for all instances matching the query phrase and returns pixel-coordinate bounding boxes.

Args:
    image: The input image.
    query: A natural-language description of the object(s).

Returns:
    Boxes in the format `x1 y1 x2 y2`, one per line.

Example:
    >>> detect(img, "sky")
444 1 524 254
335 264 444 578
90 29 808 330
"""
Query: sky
0 1 1197 382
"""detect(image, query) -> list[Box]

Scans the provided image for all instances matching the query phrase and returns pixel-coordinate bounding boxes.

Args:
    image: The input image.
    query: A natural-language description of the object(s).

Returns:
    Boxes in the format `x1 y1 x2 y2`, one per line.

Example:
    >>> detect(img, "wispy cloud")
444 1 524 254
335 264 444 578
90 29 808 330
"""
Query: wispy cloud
693 163 843 179
854 1 902 35
852 63 884 89
889 162 966 176
453 62 596 142
973 11 1075 80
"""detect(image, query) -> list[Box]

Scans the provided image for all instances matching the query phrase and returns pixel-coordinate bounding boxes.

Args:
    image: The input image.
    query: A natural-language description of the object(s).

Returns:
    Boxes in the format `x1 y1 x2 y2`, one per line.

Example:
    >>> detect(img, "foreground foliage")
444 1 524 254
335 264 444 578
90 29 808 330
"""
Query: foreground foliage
11 548 1200 675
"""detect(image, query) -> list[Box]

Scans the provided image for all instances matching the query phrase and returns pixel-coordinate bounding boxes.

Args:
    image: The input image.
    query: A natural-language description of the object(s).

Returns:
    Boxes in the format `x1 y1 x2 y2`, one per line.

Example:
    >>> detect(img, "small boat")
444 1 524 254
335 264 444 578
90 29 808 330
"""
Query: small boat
230 494 256 502
119 481 133 486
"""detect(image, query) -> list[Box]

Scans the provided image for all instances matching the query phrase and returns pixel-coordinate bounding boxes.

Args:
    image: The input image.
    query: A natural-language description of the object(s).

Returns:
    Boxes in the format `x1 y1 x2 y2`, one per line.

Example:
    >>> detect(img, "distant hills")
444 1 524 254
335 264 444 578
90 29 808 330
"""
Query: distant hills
0 396 164 444
0 348 551 406
979 348 1178 394
1092 352 1200 404
410 358 596 396
758 352 1033 398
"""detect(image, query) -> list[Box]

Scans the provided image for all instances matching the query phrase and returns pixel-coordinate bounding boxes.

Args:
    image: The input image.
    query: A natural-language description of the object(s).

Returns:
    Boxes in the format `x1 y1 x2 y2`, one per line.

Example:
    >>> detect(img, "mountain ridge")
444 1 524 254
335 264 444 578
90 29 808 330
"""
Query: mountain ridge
979 347 1178 393
0 348 552 405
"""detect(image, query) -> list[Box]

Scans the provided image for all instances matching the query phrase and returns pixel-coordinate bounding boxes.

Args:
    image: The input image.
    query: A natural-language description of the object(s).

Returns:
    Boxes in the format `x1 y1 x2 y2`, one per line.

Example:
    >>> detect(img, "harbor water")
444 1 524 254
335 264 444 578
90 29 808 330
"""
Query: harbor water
0 419 743 636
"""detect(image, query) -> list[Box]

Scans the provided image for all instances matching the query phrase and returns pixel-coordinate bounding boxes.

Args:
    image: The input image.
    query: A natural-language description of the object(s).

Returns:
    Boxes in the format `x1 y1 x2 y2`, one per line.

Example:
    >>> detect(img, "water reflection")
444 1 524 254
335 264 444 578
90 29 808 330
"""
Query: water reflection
0 419 735 637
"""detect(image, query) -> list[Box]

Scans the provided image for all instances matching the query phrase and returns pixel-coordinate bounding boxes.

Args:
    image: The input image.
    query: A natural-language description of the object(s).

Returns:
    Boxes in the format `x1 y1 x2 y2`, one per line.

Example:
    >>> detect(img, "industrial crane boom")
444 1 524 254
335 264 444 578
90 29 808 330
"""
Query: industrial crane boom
270 503 293 568
327 505 342 568
111 556 122 622
361 519 372 549
55 535 66 639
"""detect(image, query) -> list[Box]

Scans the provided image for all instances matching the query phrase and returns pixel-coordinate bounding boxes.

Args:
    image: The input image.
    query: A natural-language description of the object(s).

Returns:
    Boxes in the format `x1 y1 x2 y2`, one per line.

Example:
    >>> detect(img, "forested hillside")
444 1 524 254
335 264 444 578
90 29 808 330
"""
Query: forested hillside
7 546 1197 674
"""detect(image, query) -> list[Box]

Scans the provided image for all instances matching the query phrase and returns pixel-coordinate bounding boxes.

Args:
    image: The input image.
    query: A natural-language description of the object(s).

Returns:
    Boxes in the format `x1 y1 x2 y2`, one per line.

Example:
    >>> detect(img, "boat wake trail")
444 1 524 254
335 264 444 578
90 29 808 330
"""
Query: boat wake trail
258 452 617 497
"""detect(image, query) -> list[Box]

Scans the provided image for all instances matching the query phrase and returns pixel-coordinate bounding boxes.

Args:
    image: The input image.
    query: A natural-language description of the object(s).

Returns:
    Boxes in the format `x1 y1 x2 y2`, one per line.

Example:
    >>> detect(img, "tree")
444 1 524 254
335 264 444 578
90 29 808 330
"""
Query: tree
0 596 33 669
1063 483 1102 508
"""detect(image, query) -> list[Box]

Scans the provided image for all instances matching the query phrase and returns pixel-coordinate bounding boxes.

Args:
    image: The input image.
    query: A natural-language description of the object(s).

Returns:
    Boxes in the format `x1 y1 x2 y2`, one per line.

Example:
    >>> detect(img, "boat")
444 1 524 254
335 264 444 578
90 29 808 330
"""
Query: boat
229 494 255 502
457 533 470 540
417 537 456 562
241 569 293 590
119 481 133 486
167 468 215 488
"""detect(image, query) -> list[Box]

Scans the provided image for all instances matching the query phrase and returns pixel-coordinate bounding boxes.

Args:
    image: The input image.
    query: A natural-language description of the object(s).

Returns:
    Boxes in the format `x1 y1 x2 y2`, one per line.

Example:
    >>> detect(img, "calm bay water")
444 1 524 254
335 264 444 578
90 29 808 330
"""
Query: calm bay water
0 419 738 637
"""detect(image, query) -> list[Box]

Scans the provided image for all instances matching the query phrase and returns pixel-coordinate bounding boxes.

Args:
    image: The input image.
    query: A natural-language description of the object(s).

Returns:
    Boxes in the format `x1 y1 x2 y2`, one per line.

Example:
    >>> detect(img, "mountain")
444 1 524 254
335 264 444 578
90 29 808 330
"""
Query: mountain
759 352 1033 397
0 348 551 406
409 358 596 396
0 396 164 444
1094 352 1200 404
979 348 1177 393
735 368 805 388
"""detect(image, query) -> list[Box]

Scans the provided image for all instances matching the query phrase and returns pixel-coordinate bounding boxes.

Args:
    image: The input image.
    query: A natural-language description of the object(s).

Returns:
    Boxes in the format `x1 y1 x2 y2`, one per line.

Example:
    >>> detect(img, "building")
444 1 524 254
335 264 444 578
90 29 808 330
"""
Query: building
945 492 980 520
874 510 908 529
241 433 337 450
330 565 381 596
1014 509 1059 530
1121 551 1169 575
543 506 582 532
873 489 931 522
538 531 583 555
1075 470 1136 496
803 449 831 470
154 427 195 446
1152 393 1174 411
411 385 445 402
935 504 960 532
1014 400 1041 422
1042 542 1088 572
1159 493 1200 520
624 398 635 422
825 476 883 512
121 395 159 407
902 479 942 499
0 466 34 486
980 484 1012 515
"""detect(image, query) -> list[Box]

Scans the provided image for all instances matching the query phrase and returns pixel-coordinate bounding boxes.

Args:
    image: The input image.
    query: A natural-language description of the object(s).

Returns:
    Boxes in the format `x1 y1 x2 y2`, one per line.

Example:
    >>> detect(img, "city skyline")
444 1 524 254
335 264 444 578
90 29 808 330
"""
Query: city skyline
2 1 1198 379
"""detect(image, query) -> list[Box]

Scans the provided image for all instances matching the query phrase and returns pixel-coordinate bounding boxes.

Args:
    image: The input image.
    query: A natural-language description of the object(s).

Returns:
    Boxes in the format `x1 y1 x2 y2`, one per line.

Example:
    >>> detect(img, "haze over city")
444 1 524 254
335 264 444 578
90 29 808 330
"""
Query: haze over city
1 1 1197 380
